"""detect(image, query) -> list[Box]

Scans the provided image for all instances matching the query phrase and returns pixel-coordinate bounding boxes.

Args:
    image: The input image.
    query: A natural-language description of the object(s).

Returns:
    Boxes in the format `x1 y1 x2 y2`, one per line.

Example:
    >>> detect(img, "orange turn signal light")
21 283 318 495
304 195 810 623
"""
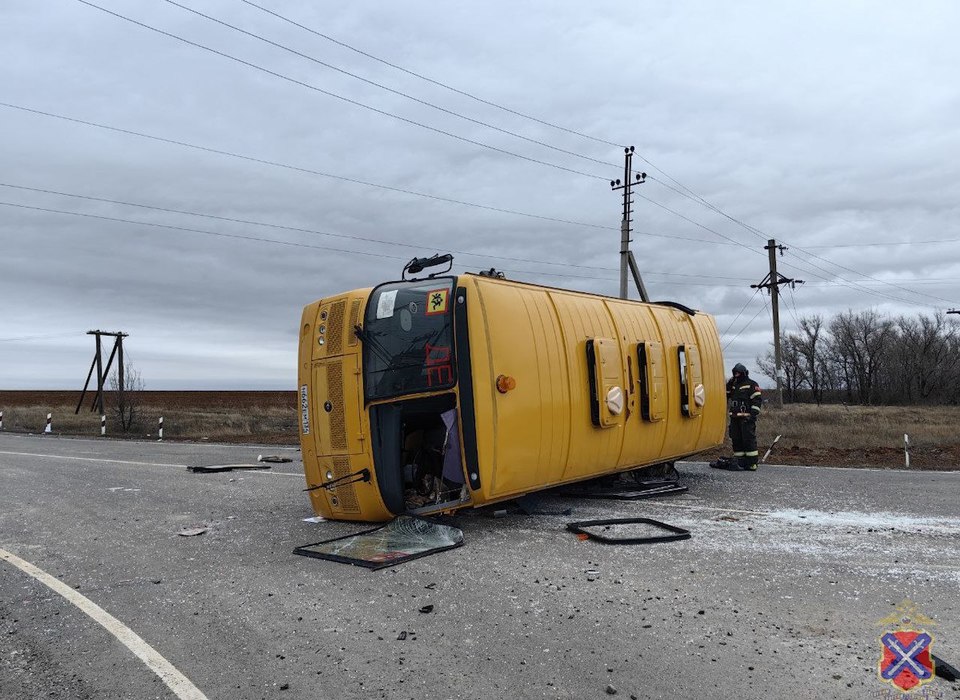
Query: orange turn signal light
496 374 517 393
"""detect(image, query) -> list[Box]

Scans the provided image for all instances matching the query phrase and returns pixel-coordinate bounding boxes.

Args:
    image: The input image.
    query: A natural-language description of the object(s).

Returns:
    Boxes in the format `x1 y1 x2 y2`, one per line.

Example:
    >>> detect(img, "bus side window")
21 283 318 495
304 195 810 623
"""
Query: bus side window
638 341 665 422
678 346 690 416
585 338 624 429
678 344 704 418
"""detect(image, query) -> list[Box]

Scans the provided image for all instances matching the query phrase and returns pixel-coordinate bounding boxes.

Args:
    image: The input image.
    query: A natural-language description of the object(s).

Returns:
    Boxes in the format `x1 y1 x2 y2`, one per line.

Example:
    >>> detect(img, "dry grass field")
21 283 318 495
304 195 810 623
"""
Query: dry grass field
1 391 957 469
0 390 297 444
702 403 960 470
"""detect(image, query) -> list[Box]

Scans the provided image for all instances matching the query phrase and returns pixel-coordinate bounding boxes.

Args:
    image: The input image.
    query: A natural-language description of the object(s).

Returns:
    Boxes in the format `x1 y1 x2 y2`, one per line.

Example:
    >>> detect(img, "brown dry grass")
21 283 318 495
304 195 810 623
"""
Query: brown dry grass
701 404 960 470
0 390 297 444
2 391 958 468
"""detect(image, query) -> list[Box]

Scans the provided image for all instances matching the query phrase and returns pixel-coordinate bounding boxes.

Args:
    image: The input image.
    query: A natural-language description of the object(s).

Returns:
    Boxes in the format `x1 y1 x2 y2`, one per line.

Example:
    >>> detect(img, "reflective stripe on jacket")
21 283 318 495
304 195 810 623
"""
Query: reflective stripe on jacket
726 376 762 417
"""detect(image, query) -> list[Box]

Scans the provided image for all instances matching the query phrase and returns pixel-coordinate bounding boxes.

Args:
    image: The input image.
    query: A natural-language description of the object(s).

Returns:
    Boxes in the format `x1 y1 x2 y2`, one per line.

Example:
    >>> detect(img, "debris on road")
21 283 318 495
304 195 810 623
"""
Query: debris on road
933 653 959 682
187 463 271 473
258 454 293 463
561 469 687 500
293 515 464 570
397 631 407 641
419 605 434 614
567 517 691 545
302 516 326 523
178 527 208 537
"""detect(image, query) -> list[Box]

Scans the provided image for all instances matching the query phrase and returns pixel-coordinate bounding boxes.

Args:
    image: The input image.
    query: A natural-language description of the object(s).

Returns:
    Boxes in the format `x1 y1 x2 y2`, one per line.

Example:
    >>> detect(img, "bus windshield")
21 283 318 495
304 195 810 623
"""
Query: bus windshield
362 278 456 402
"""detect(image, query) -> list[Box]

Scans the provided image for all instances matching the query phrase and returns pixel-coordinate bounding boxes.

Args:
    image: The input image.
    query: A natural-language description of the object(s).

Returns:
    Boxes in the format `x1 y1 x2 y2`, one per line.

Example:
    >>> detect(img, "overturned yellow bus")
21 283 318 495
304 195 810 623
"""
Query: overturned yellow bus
298 256 726 522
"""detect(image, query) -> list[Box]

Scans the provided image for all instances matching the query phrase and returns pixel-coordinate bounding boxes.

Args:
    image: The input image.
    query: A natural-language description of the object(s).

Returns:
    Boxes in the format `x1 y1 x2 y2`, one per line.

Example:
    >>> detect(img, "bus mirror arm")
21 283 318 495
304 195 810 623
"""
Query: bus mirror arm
304 468 371 492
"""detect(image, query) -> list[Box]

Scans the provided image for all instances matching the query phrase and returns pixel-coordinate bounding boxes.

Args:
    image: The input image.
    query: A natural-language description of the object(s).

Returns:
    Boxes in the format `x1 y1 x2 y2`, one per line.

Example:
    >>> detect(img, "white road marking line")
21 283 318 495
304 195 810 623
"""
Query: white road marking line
0 450 302 476
0 433 300 450
0 450 186 467
0 547 209 700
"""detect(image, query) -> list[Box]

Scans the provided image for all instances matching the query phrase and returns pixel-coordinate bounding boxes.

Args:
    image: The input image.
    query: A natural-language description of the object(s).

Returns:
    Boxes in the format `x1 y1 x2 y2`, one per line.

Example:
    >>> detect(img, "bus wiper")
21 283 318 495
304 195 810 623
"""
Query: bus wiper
354 325 393 365
304 468 371 492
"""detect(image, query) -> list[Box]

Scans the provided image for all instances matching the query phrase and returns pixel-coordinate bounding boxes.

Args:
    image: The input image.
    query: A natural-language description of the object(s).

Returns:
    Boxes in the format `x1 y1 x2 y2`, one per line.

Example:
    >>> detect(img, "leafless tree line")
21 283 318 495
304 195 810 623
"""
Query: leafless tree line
756 311 960 405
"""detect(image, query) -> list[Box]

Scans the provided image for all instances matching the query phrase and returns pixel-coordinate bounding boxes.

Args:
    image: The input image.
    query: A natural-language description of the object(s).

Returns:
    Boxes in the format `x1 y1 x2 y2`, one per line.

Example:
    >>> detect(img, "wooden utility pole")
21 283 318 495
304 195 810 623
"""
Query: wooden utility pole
751 240 802 407
610 146 649 301
75 330 128 415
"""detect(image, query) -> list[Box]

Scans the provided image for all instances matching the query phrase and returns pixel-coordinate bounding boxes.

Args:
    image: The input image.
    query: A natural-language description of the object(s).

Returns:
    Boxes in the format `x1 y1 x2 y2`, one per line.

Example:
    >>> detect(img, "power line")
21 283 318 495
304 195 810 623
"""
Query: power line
0 331 83 343
0 182 756 282
0 102 610 231
787 246 958 306
5 100 951 310
76 0 608 182
803 238 960 249
722 302 767 352
241 0 951 309
162 0 618 172
719 288 760 338
0 102 752 254
0 199 751 287
240 0 623 150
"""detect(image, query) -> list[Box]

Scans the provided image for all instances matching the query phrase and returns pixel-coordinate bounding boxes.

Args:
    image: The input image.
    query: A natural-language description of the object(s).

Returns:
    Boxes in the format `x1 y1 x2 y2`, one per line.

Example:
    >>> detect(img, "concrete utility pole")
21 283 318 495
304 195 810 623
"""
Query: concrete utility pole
610 146 649 301
751 240 803 408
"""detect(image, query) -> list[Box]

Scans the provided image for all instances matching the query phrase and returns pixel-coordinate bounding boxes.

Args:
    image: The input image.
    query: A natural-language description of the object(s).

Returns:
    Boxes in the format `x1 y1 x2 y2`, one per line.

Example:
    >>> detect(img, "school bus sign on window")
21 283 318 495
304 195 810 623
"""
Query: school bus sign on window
297 261 726 522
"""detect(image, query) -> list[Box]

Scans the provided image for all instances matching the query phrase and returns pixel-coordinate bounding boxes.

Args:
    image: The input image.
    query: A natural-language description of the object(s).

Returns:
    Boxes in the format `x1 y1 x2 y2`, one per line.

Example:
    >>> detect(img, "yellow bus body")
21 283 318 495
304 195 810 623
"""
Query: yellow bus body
298 273 725 522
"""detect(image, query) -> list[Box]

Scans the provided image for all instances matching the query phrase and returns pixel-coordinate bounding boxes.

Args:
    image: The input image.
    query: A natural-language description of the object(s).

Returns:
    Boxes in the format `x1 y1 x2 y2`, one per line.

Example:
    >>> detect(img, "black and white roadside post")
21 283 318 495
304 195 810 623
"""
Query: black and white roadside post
0 411 3 431
158 416 164 442
610 146 650 302
45 413 52 434
101 414 106 437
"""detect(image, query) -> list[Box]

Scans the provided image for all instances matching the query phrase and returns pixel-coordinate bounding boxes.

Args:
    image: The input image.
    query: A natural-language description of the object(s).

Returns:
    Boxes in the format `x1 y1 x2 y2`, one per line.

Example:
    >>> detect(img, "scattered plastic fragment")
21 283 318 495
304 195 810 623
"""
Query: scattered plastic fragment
187 463 270 473
178 527 208 537
933 654 959 682
258 454 293 463
302 516 326 523
397 631 407 640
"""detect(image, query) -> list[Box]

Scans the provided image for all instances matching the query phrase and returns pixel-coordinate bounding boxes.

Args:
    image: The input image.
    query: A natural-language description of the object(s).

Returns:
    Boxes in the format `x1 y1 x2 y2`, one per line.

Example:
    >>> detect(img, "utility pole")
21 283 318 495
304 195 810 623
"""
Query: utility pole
750 240 803 408
75 330 128 415
610 146 649 301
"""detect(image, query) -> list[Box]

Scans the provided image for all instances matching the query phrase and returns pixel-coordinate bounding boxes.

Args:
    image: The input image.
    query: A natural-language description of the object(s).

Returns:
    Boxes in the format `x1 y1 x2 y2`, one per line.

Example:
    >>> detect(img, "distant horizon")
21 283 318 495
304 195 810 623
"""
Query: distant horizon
0 386 296 393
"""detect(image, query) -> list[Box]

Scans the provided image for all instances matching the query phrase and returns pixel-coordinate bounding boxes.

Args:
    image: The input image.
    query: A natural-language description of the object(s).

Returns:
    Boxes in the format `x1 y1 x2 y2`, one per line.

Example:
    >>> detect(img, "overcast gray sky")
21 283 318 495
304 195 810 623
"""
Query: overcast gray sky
2 0 959 389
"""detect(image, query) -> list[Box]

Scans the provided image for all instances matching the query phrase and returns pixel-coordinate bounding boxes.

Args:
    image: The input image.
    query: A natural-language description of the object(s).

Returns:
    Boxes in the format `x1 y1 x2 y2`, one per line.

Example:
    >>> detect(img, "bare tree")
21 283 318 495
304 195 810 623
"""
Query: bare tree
894 313 959 404
795 315 828 404
757 335 805 402
828 310 895 405
108 364 144 433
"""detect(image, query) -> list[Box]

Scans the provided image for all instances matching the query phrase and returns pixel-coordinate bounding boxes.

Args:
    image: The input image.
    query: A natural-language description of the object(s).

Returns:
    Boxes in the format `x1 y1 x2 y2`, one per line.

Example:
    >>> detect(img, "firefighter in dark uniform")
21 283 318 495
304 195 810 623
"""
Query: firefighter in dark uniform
724 363 762 471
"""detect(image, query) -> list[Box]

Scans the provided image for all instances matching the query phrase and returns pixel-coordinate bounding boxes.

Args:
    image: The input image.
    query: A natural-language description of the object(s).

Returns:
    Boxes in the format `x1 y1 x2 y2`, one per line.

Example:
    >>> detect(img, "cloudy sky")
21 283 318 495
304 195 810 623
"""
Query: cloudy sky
2 1 958 389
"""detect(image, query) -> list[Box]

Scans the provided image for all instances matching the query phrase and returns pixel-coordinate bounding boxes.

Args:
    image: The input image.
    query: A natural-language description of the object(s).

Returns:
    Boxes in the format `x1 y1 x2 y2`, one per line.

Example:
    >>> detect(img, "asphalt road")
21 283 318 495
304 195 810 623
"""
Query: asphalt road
1 432 958 700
